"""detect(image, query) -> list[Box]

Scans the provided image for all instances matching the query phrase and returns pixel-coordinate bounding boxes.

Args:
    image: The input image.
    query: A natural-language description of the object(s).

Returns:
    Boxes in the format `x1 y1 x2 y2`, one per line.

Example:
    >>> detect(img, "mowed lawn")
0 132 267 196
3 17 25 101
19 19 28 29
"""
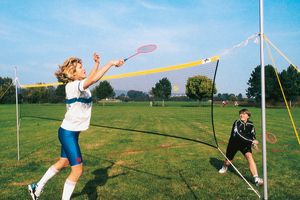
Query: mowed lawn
0 103 299 200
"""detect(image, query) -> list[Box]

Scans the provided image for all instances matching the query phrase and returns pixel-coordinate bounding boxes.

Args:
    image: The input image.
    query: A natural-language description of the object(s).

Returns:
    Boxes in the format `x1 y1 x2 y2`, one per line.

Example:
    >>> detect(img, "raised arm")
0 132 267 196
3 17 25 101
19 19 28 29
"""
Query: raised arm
83 56 124 90
88 53 100 77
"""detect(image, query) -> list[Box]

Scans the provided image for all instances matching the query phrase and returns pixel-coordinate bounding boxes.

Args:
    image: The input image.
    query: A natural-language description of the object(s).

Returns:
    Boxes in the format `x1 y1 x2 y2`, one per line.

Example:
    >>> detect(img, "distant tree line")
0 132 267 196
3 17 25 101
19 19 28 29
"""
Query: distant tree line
214 93 244 102
2 64 297 105
0 75 216 104
0 77 66 104
93 76 216 105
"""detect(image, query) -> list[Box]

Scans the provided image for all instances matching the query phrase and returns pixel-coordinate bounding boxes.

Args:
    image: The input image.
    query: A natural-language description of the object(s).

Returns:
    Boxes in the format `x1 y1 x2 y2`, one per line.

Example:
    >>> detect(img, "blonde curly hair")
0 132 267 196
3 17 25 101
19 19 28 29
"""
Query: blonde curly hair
55 57 82 83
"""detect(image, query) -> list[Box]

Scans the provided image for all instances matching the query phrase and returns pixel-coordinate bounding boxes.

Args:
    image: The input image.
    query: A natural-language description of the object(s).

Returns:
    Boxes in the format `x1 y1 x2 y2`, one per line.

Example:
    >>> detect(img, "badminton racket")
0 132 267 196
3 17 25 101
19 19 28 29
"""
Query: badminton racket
124 44 157 62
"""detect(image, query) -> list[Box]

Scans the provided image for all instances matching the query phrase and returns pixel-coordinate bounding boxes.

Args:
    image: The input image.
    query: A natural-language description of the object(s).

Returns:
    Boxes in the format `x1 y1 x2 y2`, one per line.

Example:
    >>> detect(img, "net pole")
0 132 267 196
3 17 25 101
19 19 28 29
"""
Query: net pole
15 67 20 161
259 0 268 199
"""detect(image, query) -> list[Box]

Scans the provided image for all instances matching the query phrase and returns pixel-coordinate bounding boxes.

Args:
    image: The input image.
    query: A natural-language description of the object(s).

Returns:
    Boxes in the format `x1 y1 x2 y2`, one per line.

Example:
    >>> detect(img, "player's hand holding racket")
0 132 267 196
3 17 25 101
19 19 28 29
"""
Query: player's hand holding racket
109 59 124 67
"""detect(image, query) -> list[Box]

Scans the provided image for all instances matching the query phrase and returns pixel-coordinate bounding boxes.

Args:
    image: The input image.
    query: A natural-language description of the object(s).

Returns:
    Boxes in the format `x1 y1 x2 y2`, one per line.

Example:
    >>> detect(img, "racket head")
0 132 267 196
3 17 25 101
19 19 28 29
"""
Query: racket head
136 44 157 53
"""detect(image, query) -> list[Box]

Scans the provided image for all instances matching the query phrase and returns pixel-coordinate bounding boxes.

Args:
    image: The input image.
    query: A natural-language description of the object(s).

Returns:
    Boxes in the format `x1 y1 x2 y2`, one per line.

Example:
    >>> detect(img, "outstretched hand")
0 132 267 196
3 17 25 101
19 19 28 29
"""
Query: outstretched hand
110 59 125 67
93 53 100 64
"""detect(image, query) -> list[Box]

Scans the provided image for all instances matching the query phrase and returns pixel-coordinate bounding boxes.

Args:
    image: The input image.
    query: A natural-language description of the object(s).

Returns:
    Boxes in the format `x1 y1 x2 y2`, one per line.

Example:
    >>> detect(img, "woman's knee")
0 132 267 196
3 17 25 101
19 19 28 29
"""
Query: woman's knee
71 164 84 178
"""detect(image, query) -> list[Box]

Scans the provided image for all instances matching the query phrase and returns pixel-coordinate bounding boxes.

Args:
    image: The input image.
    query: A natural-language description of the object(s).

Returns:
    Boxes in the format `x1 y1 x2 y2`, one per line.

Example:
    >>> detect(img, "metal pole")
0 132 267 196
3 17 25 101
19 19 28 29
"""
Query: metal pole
259 0 268 199
15 67 20 161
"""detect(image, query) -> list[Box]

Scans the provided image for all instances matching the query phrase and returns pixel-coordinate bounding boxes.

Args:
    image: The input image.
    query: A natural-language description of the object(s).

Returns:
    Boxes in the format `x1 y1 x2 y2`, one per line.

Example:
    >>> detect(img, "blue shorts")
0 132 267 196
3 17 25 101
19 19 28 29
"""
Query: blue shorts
58 127 83 166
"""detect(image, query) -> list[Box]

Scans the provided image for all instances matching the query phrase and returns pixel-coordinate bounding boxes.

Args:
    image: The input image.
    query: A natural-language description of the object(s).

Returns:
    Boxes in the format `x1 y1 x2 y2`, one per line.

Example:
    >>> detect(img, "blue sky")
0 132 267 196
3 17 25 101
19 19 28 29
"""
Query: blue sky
0 0 299 95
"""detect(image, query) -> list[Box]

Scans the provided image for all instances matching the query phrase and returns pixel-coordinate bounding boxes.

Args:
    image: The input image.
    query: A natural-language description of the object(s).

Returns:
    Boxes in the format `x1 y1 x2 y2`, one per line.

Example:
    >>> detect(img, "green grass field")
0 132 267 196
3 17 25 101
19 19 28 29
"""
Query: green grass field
0 102 299 199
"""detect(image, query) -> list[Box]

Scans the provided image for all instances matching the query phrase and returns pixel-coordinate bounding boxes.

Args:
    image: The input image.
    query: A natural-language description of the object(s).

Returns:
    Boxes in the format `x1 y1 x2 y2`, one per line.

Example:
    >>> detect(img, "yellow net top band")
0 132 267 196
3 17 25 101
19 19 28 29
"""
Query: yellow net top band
21 82 64 88
102 55 219 80
21 55 219 88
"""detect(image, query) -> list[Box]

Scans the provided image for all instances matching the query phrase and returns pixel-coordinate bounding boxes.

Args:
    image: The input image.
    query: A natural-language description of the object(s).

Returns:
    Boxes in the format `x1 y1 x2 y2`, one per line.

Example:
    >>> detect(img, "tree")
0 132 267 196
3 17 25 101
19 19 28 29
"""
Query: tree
229 93 237 101
280 65 300 104
19 84 64 104
92 81 115 101
151 77 171 106
0 77 15 104
221 93 229 101
54 85 66 103
21 84 52 103
185 75 217 101
116 93 129 102
217 93 222 101
127 90 149 101
237 93 243 101
246 65 281 103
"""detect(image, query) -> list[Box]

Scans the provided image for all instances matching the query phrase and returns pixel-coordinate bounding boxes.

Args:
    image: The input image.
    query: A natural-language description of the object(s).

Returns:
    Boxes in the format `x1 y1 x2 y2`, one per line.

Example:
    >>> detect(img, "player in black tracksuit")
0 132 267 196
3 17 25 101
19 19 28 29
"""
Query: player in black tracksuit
226 119 256 160
218 109 263 186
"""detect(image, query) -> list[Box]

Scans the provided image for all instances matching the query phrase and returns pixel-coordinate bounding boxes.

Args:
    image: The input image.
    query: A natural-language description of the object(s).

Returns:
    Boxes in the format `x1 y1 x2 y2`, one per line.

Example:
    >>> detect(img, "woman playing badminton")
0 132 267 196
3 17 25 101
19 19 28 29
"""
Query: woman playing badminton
28 53 124 200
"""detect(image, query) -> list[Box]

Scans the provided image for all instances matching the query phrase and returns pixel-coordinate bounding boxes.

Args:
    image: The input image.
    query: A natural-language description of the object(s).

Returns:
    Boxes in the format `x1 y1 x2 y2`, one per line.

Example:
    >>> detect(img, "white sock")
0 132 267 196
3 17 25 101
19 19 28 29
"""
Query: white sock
62 179 77 200
36 165 59 196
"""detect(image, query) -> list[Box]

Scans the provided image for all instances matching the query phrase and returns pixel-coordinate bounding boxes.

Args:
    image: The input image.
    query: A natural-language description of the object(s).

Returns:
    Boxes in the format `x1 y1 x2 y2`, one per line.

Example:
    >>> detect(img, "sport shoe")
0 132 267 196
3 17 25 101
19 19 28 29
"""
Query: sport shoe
28 183 39 200
254 177 264 186
218 165 228 174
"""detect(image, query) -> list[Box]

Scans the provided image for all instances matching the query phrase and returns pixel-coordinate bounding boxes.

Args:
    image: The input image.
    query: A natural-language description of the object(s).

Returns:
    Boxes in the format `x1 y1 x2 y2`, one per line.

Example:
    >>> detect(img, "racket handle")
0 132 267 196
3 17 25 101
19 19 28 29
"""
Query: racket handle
124 58 128 62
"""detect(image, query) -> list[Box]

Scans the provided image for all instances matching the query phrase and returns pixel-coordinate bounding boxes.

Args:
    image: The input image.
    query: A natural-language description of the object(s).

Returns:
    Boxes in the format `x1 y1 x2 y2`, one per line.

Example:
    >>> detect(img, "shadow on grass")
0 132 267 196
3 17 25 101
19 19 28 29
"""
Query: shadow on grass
85 153 173 181
22 115 217 150
178 170 199 200
73 153 173 199
209 157 255 185
209 157 241 176
91 123 217 149
209 157 224 172
72 162 127 200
